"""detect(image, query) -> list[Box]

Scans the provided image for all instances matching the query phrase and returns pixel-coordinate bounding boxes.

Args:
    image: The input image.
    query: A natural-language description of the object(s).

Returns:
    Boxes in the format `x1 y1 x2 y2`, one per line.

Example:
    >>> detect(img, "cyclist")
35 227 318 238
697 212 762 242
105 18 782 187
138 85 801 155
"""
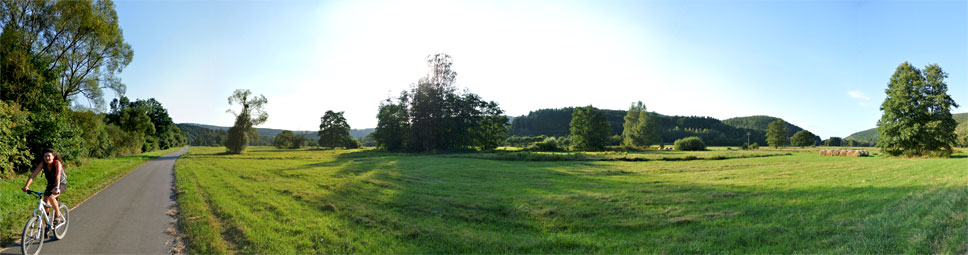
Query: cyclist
22 149 67 225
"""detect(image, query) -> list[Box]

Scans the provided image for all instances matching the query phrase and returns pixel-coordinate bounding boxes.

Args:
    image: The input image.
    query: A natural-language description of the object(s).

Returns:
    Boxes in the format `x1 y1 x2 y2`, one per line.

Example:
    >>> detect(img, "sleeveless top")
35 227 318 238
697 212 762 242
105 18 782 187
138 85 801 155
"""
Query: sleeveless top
43 161 66 186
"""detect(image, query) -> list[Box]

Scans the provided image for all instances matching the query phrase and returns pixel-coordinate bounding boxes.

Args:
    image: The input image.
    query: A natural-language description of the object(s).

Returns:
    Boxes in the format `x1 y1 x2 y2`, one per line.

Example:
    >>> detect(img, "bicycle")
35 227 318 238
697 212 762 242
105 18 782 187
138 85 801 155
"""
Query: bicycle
20 190 69 255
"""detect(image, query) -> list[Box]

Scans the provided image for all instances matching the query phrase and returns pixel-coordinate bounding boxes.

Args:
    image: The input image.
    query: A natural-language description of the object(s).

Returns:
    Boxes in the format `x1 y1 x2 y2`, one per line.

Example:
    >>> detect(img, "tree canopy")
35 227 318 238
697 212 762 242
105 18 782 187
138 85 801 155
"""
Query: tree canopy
766 120 787 148
0 0 133 108
877 62 959 157
570 106 610 151
791 130 816 147
318 110 354 148
621 101 662 148
225 89 267 154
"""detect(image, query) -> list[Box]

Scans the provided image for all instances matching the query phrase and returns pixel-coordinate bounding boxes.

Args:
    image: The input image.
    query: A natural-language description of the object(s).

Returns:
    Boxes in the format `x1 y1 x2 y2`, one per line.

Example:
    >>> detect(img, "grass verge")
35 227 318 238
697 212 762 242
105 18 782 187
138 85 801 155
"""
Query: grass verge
0 147 183 247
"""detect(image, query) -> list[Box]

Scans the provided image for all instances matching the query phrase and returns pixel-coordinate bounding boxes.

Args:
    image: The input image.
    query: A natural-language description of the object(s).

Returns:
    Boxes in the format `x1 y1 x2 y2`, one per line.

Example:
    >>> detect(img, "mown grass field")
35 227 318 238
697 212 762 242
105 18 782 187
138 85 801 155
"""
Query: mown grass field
0 147 182 246
175 146 968 254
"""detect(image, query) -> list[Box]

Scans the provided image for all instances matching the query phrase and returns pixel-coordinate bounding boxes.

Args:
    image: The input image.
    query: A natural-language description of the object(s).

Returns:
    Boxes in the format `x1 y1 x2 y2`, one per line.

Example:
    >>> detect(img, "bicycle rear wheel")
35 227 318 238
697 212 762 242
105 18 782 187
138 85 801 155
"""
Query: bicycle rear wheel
53 204 69 240
21 216 43 255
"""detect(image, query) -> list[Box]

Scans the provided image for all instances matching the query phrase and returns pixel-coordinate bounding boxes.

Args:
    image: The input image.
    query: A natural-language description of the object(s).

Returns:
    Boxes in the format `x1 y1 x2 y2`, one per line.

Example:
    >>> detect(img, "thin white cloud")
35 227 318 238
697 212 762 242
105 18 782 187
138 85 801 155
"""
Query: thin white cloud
847 90 869 100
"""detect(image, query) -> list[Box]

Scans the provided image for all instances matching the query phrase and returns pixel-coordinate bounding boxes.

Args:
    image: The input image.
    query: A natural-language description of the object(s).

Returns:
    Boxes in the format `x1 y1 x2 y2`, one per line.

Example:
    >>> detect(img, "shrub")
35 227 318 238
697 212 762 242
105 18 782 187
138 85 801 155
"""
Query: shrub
674 136 706 151
273 130 295 149
527 137 562 152
345 138 362 149
105 124 144 156
0 101 32 178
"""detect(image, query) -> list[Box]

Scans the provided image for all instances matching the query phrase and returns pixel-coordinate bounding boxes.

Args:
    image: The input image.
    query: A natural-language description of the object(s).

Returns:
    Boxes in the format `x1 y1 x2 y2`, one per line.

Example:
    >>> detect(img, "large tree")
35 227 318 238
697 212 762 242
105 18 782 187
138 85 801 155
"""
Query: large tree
877 62 959 157
373 97 409 151
0 0 133 107
570 105 610 151
224 89 267 154
373 53 507 152
318 110 353 148
472 101 509 151
621 101 662 148
791 130 815 148
273 130 295 149
956 121 968 147
766 119 787 148
824 137 842 147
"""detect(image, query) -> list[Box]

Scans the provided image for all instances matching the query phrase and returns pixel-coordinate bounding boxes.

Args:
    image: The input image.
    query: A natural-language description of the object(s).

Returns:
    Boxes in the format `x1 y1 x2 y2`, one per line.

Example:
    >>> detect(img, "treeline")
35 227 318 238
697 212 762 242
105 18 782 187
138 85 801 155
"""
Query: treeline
178 123 373 148
0 0 184 178
509 108 820 146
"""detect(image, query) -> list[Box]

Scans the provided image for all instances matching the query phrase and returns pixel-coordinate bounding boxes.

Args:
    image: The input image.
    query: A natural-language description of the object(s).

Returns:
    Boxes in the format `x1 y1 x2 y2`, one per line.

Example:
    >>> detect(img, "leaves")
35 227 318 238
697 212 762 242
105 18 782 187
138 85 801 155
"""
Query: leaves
570 106 610 151
318 110 353 148
225 89 268 154
878 62 959 157
622 101 662 148
766 120 787 148
791 130 816 147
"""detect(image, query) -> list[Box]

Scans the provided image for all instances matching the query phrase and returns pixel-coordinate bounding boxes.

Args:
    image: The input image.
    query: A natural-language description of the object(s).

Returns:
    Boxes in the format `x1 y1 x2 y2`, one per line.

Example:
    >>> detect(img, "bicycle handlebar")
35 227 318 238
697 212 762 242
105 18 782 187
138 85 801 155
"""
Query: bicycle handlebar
24 190 42 196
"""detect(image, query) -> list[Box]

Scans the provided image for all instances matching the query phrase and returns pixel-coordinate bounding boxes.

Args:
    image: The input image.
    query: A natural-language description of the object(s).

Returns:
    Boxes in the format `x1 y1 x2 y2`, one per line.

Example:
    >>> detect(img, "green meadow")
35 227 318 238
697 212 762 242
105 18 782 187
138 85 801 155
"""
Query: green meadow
174 146 968 254
0 148 182 246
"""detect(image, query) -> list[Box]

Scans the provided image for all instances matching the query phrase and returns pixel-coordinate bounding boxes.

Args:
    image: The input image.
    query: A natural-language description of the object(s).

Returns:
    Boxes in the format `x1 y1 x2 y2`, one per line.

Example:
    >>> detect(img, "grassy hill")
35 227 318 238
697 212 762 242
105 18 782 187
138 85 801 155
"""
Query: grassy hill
845 112 968 145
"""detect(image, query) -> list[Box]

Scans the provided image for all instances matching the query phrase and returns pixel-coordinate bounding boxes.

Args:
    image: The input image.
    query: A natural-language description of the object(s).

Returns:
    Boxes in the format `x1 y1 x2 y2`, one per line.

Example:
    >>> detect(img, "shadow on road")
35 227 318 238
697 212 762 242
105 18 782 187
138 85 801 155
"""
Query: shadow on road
0 237 61 255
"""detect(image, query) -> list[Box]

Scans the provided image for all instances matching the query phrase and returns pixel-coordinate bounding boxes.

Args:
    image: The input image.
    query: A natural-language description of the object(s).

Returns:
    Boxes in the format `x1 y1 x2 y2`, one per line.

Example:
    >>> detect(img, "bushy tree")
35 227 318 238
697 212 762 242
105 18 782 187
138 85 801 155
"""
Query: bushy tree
570 105 610 151
104 123 141 155
791 130 816 147
225 89 268 154
273 130 295 149
291 133 308 149
318 110 353 148
956 121 968 147
621 101 662 148
71 110 113 158
1 0 139 164
373 98 409 151
674 136 706 151
766 120 787 148
825 137 842 147
0 101 31 178
526 137 562 152
1 0 133 107
106 97 184 152
877 62 959 157
473 101 509 150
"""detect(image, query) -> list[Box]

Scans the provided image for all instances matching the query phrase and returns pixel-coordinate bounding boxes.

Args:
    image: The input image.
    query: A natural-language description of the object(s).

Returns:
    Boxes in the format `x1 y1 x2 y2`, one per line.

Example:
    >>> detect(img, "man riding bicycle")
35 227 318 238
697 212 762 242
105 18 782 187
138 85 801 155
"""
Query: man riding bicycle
22 149 67 226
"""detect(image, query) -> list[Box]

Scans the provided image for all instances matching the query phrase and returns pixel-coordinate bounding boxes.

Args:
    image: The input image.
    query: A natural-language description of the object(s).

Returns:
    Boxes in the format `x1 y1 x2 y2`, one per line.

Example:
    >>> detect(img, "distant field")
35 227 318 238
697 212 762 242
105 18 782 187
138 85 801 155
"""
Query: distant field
175 146 968 254
0 148 182 246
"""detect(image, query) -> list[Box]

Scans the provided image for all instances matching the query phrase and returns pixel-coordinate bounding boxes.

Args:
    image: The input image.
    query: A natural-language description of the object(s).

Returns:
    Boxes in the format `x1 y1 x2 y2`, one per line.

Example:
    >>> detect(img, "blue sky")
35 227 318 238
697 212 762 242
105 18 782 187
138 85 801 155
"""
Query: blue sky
114 0 967 139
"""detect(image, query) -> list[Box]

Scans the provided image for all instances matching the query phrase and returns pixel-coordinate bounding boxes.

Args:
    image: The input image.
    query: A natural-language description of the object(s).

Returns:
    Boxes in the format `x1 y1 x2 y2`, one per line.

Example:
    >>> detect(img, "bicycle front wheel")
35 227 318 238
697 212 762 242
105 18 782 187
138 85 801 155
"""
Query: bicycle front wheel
53 204 69 240
21 215 44 255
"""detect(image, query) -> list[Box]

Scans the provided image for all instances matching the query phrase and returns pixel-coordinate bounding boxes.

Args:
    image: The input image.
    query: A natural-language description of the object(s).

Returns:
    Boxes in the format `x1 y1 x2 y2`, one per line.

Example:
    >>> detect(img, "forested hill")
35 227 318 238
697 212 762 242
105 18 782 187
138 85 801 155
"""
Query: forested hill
845 128 878 145
509 108 818 146
846 112 968 146
723 116 819 142
508 107 627 137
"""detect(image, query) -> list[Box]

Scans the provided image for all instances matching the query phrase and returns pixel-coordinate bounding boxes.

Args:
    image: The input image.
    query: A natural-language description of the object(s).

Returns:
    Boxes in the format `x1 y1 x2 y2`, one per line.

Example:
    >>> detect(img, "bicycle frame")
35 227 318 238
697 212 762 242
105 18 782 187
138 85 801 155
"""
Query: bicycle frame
26 190 61 231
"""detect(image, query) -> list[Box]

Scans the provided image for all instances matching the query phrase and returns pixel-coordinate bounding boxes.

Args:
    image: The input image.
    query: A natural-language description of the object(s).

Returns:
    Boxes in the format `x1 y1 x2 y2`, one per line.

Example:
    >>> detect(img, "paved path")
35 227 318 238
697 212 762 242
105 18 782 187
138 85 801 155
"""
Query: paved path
3 147 188 254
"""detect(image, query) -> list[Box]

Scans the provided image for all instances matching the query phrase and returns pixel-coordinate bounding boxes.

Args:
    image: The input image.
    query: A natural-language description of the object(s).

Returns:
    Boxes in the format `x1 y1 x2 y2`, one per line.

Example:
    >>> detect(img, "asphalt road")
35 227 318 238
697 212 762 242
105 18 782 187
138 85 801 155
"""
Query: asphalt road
3 147 188 255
